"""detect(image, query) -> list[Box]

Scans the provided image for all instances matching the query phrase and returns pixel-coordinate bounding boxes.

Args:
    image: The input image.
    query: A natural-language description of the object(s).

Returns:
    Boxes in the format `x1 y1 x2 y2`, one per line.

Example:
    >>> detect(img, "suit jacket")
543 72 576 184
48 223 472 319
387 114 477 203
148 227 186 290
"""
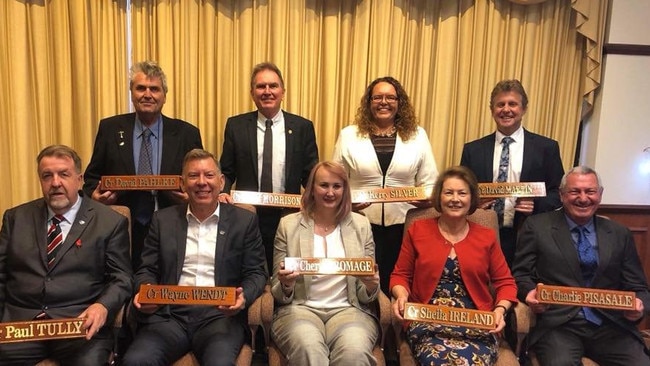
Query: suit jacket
134 203 267 324
460 129 564 223
0 195 132 325
270 212 378 312
220 111 318 194
83 113 203 214
512 210 650 346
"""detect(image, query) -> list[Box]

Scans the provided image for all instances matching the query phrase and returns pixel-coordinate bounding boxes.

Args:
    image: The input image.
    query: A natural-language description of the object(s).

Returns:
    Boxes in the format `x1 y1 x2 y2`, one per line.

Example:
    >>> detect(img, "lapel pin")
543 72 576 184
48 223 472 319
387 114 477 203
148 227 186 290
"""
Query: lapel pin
288 129 293 134
75 239 82 247
219 230 225 235
78 220 85 225
118 131 124 139
119 142 125 146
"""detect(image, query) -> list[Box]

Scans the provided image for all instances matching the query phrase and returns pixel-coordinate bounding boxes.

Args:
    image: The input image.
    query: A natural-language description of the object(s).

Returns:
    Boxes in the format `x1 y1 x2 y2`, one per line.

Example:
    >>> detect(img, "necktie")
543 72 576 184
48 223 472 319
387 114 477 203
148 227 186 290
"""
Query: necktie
493 136 514 225
260 119 273 192
135 128 155 224
47 215 65 267
573 226 602 325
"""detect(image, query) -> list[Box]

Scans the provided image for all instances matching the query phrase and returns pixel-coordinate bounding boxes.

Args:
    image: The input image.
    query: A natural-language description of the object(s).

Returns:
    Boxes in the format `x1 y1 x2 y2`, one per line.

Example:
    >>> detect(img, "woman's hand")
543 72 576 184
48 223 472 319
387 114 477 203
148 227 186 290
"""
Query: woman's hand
277 261 299 295
490 307 507 333
352 202 371 211
356 264 380 295
391 285 409 321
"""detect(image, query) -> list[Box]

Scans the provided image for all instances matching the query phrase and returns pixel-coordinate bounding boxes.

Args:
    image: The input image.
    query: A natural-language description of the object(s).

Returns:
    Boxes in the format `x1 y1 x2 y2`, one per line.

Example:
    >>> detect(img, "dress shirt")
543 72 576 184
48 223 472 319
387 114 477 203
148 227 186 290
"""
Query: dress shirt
178 205 221 286
493 126 524 227
47 196 82 242
256 111 286 193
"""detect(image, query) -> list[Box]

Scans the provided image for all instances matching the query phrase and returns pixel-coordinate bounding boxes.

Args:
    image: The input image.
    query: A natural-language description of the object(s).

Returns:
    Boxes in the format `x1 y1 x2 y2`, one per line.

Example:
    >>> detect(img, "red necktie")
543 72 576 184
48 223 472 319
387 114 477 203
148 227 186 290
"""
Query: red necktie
47 215 64 267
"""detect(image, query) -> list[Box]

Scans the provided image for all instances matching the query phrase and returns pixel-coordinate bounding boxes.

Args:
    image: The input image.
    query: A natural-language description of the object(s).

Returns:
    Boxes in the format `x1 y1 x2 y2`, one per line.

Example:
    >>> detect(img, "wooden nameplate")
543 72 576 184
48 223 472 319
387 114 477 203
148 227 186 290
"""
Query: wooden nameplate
536 284 636 310
231 190 301 208
100 175 181 190
403 303 496 330
0 318 86 343
137 285 237 306
284 257 375 276
478 182 546 198
351 186 431 203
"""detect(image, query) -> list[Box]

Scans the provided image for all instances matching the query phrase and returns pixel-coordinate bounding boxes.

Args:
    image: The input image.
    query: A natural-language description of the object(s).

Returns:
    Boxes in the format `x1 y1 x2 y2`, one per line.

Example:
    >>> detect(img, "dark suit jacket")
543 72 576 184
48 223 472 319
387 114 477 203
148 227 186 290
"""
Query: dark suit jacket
134 203 267 324
0 195 132 325
83 113 203 214
512 210 650 346
219 110 318 194
460 129 564 224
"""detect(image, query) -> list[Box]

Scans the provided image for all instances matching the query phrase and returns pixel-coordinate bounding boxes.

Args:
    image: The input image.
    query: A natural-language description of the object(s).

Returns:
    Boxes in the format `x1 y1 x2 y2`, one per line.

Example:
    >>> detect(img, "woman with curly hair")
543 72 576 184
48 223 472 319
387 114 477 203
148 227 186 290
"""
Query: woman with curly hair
333 76 438 294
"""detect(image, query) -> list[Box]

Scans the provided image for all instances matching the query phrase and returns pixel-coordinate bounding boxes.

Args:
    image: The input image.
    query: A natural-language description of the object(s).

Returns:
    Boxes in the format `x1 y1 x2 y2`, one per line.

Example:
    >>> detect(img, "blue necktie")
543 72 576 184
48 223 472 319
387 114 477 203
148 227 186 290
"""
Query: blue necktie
493 136 514 226
574 226 602 325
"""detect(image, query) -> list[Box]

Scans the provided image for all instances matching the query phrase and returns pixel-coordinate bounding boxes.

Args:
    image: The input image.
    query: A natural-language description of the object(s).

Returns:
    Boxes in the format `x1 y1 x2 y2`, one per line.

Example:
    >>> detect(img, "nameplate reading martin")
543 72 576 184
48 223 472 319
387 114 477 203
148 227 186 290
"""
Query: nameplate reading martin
231 190 301 208
536 284 635 311
100 175 181 191
0 318 86 343
478 182 546 198
284 257 375 276
403 303 496 330
351 187 431 203
138 285 237 306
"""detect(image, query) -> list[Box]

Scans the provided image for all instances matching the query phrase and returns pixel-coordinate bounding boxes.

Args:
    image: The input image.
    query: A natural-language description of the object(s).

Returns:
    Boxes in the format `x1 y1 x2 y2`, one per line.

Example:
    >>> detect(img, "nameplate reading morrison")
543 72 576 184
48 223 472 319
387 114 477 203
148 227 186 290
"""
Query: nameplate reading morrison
100 175 181 191
535 284 636 311
478 182 546 198
138 285 237 306
284 257 375 276
403 303 496 330
0 318 86 343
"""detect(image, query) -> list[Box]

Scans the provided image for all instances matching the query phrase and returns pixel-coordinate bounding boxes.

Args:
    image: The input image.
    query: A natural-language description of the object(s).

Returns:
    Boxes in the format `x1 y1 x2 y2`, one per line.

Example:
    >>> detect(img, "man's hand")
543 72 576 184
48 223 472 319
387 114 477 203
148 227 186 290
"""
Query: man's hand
525 286 549 314
132 292 161 314
514 197 535 215
623 298 645 322
479 198 497 210
218 193 234 204
166 190 189 204
92 183 117 204
78 303 108 340
218 287 246 317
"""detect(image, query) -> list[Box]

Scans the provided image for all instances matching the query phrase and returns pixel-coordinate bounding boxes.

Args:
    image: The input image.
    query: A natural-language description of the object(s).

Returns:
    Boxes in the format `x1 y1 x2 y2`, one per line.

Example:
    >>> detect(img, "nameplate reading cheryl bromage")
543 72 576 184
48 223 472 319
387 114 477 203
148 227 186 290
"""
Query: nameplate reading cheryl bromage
231 190 301 208
137 285 237 306
284 257 375 276
100 175 181 191
403 303 496 330
351 186 431 203
535 284 636 311
478 182 546 198
0 318 86 343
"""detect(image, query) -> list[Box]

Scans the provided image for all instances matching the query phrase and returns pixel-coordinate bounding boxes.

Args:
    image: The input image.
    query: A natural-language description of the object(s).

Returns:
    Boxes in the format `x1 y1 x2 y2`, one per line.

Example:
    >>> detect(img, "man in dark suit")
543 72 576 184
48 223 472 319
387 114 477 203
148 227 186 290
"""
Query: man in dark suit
219 62 318 274
513 166 650 365
0 145 132 365
83 60 203 270
122 149 267 366
460 79 564 266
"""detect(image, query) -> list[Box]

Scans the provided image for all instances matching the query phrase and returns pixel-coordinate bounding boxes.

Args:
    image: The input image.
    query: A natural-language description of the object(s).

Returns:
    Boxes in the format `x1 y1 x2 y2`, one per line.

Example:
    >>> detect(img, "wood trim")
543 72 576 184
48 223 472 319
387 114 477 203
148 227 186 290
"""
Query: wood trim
603 43 650 56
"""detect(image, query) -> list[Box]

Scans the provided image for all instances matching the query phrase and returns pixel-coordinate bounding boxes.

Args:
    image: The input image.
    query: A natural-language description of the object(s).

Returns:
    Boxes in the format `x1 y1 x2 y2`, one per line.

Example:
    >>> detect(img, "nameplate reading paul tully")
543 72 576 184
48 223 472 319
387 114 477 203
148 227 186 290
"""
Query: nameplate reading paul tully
478 182 546 198
403 303 496 330
138 285 237 306
0 318 86 343
284 257 375 276
536 284 636 311
100 175 181 191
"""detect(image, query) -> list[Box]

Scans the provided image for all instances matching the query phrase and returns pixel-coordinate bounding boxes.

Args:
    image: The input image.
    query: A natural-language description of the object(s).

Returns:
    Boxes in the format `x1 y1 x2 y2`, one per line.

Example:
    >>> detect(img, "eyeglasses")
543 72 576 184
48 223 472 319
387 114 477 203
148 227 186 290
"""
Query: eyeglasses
370 95 398 103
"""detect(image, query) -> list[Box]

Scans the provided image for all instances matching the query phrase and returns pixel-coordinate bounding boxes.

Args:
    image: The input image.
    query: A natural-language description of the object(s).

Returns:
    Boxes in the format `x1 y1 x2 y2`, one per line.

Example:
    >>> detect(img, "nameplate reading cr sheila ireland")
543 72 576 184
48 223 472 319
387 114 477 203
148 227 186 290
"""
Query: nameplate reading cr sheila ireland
138 285 237 306
536 284 636 310
0 318 86 343
403 303 496 330
100 175 181 191
284 257 375 276
478 182 546 198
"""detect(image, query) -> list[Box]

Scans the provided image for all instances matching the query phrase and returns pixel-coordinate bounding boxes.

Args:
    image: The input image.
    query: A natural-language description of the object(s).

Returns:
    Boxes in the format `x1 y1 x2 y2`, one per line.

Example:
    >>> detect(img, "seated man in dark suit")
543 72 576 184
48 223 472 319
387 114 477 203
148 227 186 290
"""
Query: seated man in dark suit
122 149 267 366
512 166 650 366
0 145 133 366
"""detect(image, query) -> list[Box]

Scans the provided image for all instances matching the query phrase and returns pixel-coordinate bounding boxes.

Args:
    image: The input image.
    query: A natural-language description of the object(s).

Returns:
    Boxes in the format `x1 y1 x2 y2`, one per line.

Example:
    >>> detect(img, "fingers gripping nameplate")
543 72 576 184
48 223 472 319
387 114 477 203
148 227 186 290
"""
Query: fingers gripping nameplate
137 285 237 306
0 318 86 343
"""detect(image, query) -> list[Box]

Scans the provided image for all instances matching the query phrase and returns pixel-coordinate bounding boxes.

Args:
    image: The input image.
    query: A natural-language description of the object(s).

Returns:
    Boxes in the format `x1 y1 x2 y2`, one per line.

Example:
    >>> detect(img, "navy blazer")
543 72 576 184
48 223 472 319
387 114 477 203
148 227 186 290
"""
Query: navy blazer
219 110 318 194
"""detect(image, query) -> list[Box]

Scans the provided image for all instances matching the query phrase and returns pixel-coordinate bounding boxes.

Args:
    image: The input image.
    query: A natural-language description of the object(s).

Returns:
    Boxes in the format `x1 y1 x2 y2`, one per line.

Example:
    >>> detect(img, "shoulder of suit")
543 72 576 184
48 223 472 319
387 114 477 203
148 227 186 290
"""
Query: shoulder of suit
282 110 313 125
162 115 197 129
523 129 558 144
464 132 496 146
99 113 137 126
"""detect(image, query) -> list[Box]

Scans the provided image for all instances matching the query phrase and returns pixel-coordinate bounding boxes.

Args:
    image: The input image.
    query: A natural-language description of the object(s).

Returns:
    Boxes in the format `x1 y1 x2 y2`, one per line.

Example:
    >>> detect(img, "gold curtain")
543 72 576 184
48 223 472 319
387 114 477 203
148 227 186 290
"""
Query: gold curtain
0 0 607 213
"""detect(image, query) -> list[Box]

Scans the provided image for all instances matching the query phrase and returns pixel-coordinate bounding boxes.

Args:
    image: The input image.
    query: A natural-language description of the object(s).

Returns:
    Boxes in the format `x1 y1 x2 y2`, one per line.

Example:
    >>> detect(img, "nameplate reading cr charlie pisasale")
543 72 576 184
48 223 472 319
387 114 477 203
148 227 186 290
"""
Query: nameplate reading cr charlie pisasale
536 284 636 311
100 175 181 191
0 318 86 343
284 257 375 276
403 303 496 330
478 182 546 198
138 285 237 306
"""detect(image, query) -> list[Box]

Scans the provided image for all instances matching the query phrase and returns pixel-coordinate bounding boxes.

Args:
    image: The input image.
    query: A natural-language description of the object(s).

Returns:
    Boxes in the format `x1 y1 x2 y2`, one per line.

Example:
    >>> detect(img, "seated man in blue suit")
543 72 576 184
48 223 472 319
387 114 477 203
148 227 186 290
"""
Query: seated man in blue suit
0 145 133 366
123 149 267 366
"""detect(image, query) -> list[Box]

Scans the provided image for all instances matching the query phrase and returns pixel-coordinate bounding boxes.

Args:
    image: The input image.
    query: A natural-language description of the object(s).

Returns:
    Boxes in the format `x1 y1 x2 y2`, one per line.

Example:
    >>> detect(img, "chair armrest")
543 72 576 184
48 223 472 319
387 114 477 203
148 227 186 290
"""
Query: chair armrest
376 291 392 349
511 302 534 357
259 285 274 349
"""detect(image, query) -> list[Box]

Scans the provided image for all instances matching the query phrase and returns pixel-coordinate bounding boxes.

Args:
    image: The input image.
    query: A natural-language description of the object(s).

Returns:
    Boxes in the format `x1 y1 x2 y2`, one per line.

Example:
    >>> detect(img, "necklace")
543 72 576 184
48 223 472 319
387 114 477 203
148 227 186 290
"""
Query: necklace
438 220 469 245
372 125 396 137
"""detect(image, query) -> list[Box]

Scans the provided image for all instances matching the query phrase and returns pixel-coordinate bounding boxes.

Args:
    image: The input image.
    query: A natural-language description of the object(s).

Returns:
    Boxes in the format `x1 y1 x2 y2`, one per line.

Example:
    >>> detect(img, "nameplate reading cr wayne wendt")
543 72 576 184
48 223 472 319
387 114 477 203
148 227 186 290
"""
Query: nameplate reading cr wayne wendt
0 318 86 343
351 186 431 203
478 182 546 198
100 175 181 191
403 303 496 330
536 284 636 310
231 190 302 208
284 257 375 276
138 285 237 306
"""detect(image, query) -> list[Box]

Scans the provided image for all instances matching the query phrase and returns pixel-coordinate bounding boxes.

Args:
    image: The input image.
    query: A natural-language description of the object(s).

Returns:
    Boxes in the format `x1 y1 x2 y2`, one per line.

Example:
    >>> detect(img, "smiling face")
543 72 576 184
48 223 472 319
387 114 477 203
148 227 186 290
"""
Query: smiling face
251 69 285 119
312 166 344 213
439 177 471 219
560 172 603 226
130 72 167 124
182 157 224 216
370 82 399 126
491 91 526 136
39 155 82 215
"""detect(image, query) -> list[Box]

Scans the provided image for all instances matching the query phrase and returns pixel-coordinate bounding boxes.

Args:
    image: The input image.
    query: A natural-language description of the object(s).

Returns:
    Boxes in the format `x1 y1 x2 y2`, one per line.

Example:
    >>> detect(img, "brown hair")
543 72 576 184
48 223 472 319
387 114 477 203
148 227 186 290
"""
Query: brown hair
182 149 220 176
37 145 82 174
301 161 352 223
431 166 479 215
250 62 285 90
489 79 528 110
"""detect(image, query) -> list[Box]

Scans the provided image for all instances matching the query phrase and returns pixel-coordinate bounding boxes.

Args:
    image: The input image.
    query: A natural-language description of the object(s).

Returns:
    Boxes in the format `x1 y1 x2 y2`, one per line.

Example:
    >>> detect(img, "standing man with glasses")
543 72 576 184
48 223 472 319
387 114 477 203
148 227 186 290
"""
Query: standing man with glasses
219 62 319 274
